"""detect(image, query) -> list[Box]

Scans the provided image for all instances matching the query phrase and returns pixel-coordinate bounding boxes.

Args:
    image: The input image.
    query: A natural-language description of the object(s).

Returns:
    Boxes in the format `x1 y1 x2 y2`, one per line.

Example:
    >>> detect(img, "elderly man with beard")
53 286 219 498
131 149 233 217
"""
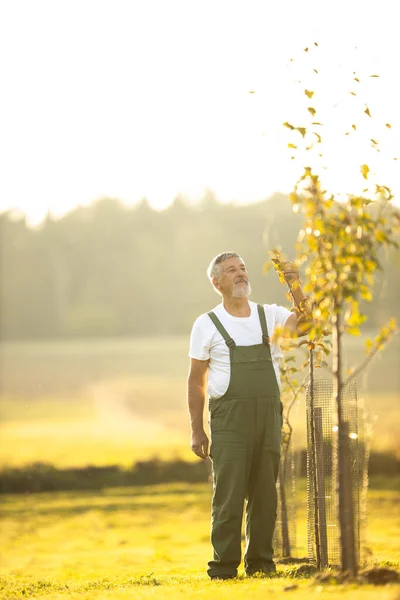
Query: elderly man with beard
187 251 308 580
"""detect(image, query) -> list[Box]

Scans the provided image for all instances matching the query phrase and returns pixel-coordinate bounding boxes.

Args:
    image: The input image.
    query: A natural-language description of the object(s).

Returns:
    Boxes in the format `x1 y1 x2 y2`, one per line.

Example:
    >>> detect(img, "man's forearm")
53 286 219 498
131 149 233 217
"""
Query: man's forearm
187 379 206 432
290 280 308 310
289 281 314 335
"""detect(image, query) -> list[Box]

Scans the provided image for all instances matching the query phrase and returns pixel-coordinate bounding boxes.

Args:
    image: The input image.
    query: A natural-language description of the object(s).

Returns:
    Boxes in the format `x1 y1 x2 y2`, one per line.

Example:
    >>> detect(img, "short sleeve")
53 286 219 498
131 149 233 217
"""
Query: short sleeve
274 304 293 329
189 317 211 360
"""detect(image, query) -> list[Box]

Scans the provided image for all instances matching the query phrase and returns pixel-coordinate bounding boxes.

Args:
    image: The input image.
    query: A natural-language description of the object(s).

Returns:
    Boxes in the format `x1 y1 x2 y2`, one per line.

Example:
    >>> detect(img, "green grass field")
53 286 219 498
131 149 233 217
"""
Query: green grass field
0 481 399 600
0 334 399 468
0 336 399 599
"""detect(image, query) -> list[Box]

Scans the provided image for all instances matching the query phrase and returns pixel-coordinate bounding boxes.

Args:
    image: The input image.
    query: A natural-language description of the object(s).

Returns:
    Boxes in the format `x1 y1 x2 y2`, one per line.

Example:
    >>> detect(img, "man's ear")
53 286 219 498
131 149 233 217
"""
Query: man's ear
212 277 221 291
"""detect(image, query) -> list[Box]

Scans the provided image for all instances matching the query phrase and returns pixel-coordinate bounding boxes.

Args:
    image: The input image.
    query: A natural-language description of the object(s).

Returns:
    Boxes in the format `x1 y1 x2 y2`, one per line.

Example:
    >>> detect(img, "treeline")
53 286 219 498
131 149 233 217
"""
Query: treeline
1 451 398 494
1 194 399 339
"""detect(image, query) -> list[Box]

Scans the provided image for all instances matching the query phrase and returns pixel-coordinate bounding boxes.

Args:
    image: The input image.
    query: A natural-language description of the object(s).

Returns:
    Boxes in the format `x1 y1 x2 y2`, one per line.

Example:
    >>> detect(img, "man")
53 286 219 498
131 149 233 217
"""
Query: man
187 251 309 580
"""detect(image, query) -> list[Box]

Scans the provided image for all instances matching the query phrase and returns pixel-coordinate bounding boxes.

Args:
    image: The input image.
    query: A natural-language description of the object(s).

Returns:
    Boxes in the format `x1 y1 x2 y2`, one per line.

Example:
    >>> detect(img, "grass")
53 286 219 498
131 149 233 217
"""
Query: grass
0 385 398 468
0 379 192 468
0 334 399 468
0 481 399 599
0 335 398 597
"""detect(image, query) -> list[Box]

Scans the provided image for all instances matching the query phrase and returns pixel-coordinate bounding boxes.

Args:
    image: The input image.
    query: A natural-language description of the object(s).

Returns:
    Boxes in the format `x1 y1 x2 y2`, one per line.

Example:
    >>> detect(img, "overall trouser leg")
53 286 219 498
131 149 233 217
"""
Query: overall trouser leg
207 446 247 577
244 396 282 572
207 399 255 578
244 448 280 571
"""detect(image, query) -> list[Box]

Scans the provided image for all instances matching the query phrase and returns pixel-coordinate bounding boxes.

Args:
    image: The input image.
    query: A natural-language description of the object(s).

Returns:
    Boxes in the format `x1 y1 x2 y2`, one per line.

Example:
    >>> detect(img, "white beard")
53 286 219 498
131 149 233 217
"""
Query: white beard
232 281 252 298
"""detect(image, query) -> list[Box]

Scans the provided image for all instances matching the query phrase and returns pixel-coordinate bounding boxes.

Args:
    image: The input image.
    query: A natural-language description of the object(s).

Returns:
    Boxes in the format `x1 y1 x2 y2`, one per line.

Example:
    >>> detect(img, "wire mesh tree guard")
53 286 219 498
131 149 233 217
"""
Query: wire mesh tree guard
306 377 360 568
273 423 298 558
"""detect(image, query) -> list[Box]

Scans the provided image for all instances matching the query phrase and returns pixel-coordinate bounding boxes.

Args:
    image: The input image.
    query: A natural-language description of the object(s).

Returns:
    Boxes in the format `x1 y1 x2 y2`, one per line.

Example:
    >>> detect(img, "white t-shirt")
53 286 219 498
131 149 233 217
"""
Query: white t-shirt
189 300 292 399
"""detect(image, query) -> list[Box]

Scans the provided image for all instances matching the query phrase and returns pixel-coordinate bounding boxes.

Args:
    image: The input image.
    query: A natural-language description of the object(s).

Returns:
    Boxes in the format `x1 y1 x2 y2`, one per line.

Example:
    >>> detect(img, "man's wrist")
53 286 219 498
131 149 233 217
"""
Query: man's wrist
191 424 204 434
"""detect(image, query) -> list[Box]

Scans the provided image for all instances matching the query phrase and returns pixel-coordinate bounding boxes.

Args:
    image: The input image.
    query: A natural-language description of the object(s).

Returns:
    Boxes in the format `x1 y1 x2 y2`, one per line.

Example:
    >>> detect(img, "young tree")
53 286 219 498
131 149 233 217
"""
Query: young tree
269 249 329 567
282 45 399 574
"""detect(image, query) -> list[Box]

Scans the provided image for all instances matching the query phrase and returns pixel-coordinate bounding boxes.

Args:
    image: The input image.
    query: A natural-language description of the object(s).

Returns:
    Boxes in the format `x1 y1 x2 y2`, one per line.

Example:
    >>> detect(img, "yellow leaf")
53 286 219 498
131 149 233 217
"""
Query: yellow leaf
298 127 307 137
297 340 309 347
370 74 379 78
360 164 370 180
347 326 361 336
365 338 373 353
364 106 372 117
352 124 357 131
308 107 316 117
304 90 314 98
283 122 294 130
288 143 297 149
386 123 392 129
361 289 372 301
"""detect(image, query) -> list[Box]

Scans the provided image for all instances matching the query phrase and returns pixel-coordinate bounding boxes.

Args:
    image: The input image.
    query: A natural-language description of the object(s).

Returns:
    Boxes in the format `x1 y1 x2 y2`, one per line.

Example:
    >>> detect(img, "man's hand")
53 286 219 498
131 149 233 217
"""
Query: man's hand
191 429 209 459
280 261 300 285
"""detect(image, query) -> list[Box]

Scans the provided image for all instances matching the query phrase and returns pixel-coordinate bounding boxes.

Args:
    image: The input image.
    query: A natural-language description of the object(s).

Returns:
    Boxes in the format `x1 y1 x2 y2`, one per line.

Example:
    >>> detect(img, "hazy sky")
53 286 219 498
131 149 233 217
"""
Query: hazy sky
1 0 399 224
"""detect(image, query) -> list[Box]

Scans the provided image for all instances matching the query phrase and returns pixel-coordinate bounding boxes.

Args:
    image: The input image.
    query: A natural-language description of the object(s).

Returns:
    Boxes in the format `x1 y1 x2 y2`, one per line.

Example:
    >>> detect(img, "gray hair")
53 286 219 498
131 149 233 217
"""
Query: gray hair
207 251 242 282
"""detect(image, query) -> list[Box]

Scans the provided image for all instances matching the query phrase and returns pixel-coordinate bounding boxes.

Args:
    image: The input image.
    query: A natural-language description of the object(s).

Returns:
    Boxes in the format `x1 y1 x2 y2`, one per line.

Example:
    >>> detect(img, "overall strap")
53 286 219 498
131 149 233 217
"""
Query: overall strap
207 312 236 349
257 304 270 346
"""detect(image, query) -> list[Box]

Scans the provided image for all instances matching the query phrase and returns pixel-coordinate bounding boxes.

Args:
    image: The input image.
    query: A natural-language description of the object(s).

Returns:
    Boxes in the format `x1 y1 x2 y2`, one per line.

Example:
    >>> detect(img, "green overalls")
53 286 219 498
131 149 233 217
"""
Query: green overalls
207 304 283 578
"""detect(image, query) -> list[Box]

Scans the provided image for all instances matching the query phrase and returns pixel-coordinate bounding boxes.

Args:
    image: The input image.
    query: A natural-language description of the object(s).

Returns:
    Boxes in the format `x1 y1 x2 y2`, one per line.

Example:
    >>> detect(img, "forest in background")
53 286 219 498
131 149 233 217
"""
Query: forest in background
1 192 399 340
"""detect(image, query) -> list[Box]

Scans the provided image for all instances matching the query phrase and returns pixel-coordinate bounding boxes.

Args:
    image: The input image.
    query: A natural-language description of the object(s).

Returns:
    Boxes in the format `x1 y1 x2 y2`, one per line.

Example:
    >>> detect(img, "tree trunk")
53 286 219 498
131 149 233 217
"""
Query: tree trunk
309 349 321 569
314 407 328 567
279 461 291 557
332 313 357 575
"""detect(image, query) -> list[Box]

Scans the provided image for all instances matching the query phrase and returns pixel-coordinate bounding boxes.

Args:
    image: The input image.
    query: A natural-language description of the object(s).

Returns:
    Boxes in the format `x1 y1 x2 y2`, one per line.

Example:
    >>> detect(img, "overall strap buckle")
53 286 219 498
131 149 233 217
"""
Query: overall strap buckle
226 338 236 349
262 334 270 346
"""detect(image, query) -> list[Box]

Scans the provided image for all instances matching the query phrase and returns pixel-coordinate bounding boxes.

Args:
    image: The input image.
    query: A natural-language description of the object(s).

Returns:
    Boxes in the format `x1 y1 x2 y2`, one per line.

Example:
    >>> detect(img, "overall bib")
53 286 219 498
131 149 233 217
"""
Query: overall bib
207 304 282 578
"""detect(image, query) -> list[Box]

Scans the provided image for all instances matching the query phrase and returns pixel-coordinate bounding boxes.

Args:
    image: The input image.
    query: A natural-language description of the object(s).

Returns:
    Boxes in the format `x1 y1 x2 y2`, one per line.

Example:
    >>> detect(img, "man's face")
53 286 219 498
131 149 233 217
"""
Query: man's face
213 257 252 299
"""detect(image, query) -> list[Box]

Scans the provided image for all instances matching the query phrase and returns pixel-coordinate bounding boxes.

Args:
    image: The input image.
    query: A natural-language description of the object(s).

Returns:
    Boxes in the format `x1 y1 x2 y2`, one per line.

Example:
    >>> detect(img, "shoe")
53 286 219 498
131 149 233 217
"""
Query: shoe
210 574 236 580
245 562 276 576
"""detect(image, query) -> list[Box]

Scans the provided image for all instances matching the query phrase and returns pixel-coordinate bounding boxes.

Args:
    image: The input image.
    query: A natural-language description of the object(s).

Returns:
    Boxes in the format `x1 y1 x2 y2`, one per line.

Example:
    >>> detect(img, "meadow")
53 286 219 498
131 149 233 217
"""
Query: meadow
0 480 399 600
0 334 399 599
0 333 399 468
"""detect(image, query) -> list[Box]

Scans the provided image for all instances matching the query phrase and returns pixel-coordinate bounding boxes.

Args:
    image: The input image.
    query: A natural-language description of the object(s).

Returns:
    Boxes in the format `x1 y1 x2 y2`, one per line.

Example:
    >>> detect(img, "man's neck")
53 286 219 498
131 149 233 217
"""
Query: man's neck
222 297 251 317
